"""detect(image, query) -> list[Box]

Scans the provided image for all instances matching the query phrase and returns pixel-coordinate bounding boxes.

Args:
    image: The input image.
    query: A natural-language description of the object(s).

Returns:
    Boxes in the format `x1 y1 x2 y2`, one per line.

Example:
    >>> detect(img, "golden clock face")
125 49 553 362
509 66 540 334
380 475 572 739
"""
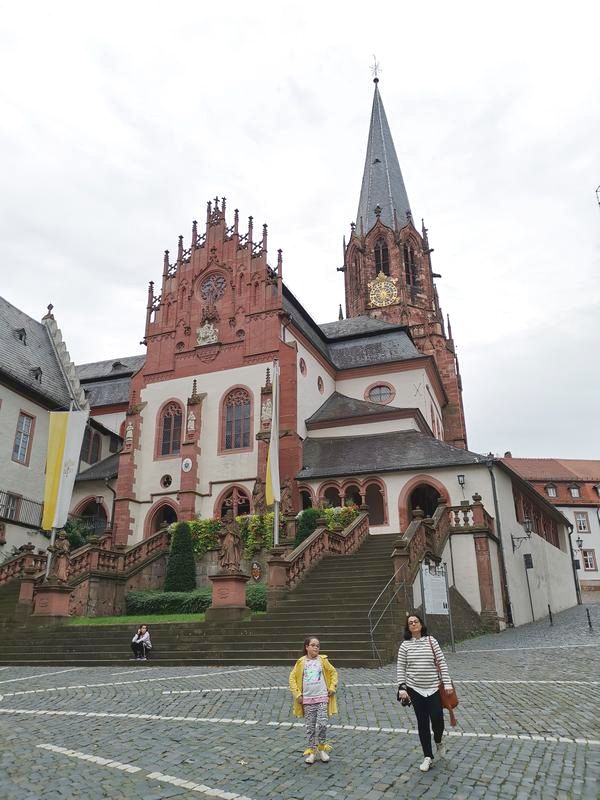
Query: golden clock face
368 273 398 307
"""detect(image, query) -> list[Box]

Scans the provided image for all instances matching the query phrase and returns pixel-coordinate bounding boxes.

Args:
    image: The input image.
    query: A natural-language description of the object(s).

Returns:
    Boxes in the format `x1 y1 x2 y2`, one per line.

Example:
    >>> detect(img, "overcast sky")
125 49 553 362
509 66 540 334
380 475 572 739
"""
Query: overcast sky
1 1 599 459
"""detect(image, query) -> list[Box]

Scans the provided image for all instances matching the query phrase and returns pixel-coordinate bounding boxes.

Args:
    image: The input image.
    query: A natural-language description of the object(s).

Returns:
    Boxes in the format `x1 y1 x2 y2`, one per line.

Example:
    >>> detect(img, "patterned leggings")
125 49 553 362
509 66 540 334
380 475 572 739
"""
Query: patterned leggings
304 702 328 749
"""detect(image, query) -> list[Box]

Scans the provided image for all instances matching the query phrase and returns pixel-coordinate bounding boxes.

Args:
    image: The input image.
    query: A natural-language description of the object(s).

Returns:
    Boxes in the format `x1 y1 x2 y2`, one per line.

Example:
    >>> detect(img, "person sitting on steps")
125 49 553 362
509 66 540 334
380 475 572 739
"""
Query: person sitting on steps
131 624 152 661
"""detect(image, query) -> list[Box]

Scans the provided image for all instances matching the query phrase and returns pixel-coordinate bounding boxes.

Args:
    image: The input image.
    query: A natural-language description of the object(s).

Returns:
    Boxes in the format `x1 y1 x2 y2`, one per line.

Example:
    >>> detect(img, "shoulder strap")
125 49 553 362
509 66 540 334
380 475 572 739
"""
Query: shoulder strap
429 636 442 680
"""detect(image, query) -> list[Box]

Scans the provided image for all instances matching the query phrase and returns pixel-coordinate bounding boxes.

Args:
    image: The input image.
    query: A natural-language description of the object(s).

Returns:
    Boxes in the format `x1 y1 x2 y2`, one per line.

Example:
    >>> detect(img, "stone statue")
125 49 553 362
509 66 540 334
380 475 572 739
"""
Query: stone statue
218 512 243 572
252 478 266 515
186 411 196 434
196 322 218 346
48 531 70 583
280 479 294 516
124 422 134 446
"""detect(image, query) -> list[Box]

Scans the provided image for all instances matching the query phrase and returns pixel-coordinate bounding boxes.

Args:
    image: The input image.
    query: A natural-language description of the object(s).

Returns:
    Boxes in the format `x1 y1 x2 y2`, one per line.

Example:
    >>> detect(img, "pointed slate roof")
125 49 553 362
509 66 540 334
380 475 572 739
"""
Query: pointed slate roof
306 392 402 425
356 81 412 233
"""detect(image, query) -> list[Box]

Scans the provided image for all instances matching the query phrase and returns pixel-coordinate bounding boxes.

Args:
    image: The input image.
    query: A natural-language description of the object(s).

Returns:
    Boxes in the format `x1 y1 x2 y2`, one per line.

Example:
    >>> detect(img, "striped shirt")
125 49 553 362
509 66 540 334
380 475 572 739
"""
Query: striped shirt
396 636 451 695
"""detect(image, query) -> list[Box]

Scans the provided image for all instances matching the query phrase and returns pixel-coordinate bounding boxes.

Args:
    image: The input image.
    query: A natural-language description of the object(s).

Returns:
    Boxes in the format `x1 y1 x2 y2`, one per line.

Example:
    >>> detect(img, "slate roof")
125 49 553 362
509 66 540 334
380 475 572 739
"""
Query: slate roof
76 355 145 382
306 392 403 425
76 453 120 482
297 430 482 479
83 378 132 407
0 295 72 408
504 458 600 483
283 286 421 371
356 82 413 233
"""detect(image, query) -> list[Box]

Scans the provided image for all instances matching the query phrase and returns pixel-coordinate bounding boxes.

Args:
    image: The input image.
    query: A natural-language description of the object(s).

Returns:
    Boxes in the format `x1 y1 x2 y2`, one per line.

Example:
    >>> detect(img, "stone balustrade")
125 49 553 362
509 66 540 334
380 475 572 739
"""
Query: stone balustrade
267 511 369 593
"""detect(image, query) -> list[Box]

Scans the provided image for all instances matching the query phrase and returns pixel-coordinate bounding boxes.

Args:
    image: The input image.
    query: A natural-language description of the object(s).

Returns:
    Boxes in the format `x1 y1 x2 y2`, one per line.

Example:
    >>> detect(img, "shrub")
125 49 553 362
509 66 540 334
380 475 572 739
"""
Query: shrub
246 582 267 611
295 508 321 547
126 588 212 616
63 518 91 551
188 518 221 558
125 584 266 614
164 521 196 592
323 504 360 530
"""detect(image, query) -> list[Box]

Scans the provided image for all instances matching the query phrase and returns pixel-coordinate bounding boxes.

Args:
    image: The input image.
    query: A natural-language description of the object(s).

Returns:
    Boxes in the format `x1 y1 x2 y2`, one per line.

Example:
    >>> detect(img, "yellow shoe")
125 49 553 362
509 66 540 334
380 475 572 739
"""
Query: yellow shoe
318 744 331 762
304 748 316 764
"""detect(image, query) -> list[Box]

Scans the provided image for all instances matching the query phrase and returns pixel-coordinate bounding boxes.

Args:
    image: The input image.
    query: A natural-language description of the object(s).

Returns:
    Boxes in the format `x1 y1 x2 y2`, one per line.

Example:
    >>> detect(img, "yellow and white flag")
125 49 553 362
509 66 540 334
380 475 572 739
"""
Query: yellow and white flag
265 360 280 506
42 410 89 530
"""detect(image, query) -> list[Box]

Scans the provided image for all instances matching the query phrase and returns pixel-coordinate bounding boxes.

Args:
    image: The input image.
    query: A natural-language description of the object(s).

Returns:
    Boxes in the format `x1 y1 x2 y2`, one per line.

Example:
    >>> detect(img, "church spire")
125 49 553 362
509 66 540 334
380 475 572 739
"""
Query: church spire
356 79 412 234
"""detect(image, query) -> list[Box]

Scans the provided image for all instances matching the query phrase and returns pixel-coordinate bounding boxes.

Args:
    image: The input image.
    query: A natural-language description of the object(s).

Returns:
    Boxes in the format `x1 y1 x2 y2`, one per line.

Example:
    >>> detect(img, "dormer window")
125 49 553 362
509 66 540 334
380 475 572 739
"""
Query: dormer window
14 328 27 344
545 484 557 498
569 484 580 498
374 238 390 276
111 361 127 371
30 367 42 383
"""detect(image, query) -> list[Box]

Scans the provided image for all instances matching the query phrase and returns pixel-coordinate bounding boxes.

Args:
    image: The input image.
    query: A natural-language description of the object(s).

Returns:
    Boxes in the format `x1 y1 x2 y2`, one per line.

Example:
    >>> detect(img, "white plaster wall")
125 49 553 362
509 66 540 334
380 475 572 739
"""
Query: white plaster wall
132 364 268 538
449 534 481 613
1 523 49 558
294 340 335 438
490 467 576 626
336 368 438 424
0 387 50 502
558 504 600 587
91 411 125 435
309 417 419 439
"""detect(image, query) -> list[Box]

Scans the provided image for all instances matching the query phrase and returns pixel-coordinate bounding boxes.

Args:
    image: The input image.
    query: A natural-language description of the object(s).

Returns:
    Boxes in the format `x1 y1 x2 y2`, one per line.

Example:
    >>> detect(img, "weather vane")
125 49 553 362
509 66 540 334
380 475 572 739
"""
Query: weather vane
370 55 380 83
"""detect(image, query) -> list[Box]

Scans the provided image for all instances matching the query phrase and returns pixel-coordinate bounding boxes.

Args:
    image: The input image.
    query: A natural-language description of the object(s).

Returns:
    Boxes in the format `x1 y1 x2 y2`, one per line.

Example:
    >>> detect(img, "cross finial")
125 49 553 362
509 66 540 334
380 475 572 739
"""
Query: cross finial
370 55 380 84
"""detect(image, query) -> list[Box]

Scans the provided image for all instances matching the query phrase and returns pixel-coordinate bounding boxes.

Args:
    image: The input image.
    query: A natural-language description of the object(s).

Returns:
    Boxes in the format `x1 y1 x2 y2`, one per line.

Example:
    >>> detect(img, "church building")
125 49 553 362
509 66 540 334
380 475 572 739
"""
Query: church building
69 79 577 630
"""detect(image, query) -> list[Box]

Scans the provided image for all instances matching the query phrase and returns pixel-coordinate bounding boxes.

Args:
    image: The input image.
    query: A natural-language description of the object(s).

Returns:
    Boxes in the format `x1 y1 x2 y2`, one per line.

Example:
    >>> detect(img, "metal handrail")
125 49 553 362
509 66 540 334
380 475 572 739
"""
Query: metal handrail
368 562 409 665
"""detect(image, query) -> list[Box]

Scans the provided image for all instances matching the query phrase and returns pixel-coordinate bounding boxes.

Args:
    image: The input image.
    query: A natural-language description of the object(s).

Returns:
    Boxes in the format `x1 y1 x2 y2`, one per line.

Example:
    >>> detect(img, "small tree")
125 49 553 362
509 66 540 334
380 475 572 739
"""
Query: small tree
294 508 322 547
164 521 197 592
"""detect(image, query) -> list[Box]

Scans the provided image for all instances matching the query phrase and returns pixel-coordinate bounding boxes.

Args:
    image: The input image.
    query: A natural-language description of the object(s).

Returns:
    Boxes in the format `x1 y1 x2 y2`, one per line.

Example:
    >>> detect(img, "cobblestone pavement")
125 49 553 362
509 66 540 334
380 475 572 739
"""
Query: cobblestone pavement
1 603 599 800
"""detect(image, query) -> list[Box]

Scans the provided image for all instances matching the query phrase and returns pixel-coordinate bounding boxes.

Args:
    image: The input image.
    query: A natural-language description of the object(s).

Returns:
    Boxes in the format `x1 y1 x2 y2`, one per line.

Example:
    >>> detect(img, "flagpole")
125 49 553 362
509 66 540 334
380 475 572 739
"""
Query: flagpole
273 500 280 547
45 528 57 580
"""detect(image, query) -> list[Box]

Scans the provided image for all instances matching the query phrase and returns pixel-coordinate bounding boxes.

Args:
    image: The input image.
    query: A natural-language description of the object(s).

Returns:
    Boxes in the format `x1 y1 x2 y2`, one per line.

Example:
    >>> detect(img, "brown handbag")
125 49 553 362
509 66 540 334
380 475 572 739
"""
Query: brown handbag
429 637 458 726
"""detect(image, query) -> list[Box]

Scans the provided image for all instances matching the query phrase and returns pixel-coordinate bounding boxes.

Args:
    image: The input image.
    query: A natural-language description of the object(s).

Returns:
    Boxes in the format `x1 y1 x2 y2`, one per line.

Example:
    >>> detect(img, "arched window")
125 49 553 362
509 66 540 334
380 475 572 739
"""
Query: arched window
365 483 385 525
300 490 313 510
77 499 108 535
223 388 251 450
159 402 183 456
409 483 441 518
403 243 417 286
374 238 390 276
80 427 101 464
151 504 177 533
343 484 362 507
219 486 251 518
323 487 342 508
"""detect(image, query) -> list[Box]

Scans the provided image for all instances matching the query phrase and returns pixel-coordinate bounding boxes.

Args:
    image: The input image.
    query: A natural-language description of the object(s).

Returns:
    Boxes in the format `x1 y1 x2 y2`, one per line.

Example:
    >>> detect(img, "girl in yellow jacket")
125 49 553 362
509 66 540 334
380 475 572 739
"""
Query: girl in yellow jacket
289 636 338 764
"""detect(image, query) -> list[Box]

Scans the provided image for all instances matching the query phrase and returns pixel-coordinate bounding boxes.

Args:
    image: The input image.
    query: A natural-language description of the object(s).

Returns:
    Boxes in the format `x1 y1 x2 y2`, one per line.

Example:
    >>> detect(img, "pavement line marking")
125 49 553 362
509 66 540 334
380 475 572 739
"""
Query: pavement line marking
37 742 256 797
111 668 154 676
0 668 83 686
37 743 141 772
456 643 600 654
6 709 600 747
0 667 261 698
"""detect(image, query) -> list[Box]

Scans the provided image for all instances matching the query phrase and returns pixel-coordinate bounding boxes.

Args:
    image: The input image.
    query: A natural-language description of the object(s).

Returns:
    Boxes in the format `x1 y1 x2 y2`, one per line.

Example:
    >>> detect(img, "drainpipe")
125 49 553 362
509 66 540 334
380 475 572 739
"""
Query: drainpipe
485 457 514 626
567 523 582 605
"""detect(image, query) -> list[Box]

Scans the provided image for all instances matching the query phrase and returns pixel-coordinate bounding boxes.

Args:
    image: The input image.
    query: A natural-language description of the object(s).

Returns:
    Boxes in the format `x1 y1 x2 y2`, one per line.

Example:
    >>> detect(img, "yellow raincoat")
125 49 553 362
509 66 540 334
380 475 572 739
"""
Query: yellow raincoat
289 654 338 718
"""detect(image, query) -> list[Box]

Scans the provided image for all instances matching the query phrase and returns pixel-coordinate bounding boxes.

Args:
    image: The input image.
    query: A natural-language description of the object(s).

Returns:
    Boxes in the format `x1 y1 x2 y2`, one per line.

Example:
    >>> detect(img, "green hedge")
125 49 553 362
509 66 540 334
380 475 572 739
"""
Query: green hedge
184 514 278 560
164 521 196 592
126 582 267 615
294 508 321 547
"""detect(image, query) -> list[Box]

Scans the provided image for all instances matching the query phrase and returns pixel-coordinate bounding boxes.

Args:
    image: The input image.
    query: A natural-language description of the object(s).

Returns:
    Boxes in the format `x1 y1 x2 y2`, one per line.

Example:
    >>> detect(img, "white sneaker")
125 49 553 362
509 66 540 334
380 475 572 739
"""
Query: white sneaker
304 752 316 764
419 756 432 772
319 749 330 762
436 740 445 758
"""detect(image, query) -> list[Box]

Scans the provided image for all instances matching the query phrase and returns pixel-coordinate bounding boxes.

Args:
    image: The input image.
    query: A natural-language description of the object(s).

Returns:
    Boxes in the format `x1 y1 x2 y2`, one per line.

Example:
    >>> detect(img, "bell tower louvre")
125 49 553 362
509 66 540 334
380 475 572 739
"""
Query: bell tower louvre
342 78 468 449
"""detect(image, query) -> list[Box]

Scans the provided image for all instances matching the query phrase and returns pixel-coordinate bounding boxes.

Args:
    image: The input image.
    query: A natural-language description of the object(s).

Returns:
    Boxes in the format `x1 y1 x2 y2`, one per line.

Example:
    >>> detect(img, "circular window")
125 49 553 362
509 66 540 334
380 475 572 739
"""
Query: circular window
367 384 394 404
160 474 173 488
317 376 324 394
299 358 307 376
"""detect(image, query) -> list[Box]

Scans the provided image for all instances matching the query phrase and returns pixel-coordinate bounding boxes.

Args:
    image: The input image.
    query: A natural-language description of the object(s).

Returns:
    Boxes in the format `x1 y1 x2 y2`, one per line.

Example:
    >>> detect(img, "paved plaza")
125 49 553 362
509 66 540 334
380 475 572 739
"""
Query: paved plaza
1 603 599 800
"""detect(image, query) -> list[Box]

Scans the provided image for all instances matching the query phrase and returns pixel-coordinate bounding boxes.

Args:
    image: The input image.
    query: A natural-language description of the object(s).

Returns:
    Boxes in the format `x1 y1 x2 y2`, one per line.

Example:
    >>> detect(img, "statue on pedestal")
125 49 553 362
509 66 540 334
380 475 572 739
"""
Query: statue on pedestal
280 479 294 516
252 478 266 515
48 531 70 583
218 512 243 573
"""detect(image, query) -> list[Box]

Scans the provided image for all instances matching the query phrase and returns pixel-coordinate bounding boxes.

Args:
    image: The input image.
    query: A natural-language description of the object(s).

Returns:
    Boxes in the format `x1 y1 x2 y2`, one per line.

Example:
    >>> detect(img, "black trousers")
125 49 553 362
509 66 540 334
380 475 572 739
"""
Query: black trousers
407 688 444 758
131 642 149 659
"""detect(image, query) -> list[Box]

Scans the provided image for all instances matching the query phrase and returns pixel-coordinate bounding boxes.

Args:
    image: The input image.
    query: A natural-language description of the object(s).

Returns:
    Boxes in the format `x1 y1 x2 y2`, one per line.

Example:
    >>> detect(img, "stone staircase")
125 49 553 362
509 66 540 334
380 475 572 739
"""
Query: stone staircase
0 533 401 668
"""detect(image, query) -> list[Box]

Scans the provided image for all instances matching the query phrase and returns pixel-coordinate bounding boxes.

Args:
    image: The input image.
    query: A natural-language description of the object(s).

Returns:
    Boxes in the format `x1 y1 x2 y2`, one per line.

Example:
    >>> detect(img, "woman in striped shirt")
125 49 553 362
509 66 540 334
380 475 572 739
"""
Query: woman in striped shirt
397 613 453 772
